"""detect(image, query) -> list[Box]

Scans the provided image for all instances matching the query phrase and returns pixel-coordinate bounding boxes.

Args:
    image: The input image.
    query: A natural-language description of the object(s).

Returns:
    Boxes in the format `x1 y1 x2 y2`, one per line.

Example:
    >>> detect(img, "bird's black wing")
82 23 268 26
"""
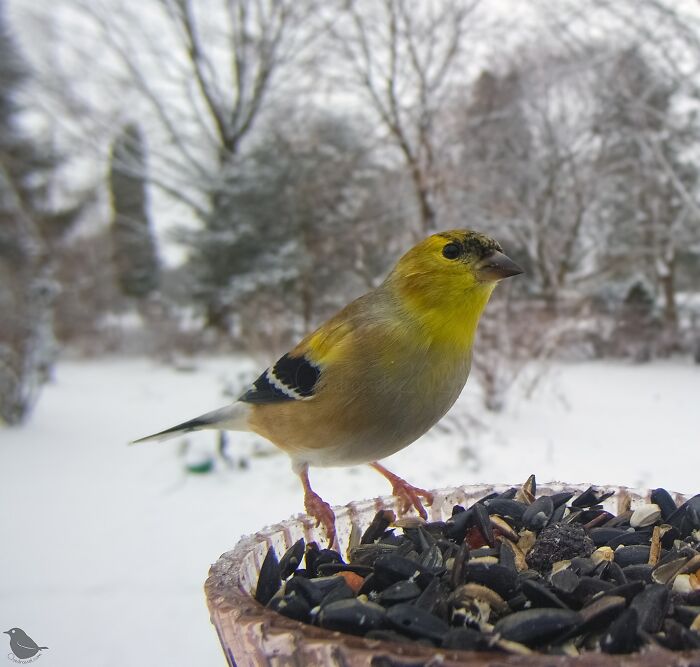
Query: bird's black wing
239 353 320 404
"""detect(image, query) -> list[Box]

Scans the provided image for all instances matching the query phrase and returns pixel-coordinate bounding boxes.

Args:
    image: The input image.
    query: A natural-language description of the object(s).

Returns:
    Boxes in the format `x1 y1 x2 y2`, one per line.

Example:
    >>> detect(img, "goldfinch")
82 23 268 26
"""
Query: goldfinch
134 230 522 544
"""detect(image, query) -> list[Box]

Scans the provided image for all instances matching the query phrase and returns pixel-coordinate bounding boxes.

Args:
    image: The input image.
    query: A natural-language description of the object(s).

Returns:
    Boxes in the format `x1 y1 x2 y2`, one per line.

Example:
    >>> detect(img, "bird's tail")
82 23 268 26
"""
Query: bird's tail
131 402 251 444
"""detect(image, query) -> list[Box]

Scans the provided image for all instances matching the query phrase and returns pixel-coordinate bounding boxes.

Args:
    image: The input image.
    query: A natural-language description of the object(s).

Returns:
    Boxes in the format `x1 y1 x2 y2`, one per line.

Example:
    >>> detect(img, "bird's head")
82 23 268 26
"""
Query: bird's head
4 629 18 635
391 229 522 296
387 229 523 344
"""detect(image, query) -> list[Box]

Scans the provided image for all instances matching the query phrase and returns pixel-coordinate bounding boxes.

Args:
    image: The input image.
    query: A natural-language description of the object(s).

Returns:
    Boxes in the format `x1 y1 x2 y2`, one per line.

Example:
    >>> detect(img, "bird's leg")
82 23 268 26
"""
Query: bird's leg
369 462 434 520
296 462 337 548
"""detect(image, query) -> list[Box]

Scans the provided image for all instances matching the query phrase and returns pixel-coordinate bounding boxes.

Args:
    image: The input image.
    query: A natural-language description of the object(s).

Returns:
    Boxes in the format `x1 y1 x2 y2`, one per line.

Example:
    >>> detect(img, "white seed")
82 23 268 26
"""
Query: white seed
672 574 693 594
630 503 662 528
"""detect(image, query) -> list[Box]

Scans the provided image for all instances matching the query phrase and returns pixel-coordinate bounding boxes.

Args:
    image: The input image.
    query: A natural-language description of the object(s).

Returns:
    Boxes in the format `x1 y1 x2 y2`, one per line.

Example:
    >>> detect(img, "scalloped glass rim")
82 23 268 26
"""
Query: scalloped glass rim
205 483 699 667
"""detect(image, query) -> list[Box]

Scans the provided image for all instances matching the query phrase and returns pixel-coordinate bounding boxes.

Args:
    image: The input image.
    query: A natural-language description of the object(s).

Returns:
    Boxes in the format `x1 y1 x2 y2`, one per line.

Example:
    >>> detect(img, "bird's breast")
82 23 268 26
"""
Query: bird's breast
249 342 472 467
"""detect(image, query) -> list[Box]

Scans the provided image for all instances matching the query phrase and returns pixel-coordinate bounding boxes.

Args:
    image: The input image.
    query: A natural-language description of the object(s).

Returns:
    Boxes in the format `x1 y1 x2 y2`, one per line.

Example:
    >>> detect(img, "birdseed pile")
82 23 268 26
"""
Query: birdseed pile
253 476 700 656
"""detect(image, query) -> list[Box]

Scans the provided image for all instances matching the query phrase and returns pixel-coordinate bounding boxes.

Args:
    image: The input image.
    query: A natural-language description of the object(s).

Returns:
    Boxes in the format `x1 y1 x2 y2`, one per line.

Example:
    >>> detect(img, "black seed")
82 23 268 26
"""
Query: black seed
373 554 437 589
498 487 518 500
267 592 310 622
463 562 519 598
550 568 580 596
651 488 677 520
279 538 305 579
318 598 386 635
548 503 567 526
621 564 654 584
604 510 633 528
613 545 651 568
573 576 615 603
601 561 627 586
444 507 473 542
549 491 576 508
571 486 615 508
474 502 495 547
357 572 380 597
403 526 434 554
607 531 652 549
348 543 398 566
420 544 444 570
386 603 450 641
601 580 644 604
522 496 554 532
474 491 500 505
413 576 445 615
378 580 421 606
569 557 598 576
494 608 581 646
499 540 518 572
674 605 700 627
285 574 324 606
483 498 527 521
294 575 347 607
254 545 281 605
320 581 354 607
450 542 469 589
601 607 640 654
506 592 529 612
589 527 627 547
659 619 700 651
304 542 320 574
521 579 568 609
668 494 700 537
361 510 396 544
630 584 669 633
679 590 700 606
578 595 626 633
660 526 681 549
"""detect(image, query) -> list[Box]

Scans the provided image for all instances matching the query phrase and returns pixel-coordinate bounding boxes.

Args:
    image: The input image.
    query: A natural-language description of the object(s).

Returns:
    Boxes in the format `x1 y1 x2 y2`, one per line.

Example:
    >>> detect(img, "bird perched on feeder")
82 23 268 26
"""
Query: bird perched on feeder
134 230 522 544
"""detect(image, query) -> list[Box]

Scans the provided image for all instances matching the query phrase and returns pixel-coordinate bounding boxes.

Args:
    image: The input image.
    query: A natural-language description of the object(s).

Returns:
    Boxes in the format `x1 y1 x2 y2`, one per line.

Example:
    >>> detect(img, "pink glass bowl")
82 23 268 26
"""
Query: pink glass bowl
205 483 698 666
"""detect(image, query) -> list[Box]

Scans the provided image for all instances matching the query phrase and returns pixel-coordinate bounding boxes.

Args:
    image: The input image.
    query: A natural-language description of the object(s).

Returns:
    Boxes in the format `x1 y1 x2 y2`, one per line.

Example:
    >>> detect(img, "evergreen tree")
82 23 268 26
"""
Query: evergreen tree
109 123 159 299
184 110 381 342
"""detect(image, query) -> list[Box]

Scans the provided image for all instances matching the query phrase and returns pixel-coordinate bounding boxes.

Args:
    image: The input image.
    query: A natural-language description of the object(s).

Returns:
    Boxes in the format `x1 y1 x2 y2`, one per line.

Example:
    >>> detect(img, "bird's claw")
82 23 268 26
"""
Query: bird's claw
390 480 434 520
304 489 338 548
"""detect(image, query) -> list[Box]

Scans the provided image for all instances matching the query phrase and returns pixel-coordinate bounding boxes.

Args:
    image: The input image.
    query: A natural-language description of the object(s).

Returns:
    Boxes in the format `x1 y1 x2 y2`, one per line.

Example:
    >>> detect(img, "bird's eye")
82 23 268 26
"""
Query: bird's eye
442 243 461 260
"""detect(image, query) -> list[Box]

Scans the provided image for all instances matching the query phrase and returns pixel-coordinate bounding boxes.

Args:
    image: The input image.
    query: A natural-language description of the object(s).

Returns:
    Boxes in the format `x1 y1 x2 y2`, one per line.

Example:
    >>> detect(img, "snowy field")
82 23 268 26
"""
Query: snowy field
1 356 698 666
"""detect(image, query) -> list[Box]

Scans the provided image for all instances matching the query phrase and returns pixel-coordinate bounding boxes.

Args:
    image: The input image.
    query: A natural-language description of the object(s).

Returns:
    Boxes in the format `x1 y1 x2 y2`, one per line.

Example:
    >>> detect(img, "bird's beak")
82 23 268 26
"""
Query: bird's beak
475 250 523 281
3 631 9 635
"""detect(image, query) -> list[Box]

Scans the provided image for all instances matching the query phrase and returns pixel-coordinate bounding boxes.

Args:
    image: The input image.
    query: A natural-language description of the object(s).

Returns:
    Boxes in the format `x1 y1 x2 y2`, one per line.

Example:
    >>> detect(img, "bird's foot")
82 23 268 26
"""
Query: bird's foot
304 488 338 548
390 478 434 520
370 462 434 520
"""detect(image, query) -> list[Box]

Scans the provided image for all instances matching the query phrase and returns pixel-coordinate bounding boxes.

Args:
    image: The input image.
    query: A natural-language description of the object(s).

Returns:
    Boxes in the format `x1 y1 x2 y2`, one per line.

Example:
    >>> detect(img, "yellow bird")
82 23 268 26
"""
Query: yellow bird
134 230 522 544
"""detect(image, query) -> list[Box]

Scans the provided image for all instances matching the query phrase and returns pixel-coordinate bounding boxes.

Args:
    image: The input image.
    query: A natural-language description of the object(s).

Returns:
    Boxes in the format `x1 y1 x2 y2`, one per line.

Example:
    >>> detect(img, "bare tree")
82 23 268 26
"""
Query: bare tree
24 0 320 330
326 0 482 235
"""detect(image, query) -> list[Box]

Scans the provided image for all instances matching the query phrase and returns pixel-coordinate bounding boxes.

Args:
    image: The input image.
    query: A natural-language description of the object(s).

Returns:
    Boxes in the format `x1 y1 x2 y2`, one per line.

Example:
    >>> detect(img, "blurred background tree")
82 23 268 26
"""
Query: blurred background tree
109 123 160 301
3 0 700 422
0 3 90 424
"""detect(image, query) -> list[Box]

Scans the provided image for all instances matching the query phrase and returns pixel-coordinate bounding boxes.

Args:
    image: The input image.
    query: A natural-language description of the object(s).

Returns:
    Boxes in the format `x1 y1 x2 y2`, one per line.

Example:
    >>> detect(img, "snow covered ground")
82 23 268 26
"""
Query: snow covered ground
1 356 698 666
